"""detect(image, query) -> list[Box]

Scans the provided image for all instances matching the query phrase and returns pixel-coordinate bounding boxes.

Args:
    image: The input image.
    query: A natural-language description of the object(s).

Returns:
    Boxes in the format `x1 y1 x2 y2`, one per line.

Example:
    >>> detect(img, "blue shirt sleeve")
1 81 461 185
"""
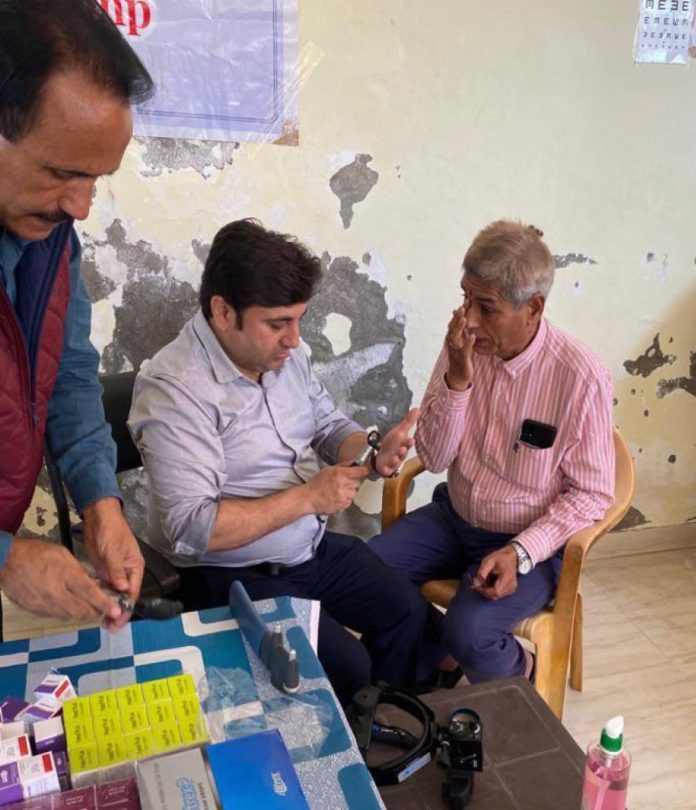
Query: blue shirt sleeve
0 531 11 568
45 229 121 513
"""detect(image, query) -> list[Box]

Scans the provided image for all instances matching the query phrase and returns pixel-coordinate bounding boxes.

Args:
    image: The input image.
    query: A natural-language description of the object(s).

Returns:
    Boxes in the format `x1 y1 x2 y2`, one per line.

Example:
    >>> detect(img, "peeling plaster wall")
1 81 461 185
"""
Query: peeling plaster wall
22 0 696 541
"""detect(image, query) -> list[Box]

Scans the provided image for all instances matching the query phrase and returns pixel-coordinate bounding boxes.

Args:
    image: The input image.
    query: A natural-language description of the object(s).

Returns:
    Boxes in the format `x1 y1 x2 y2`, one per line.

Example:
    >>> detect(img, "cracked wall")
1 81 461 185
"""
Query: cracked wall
20 0 696 544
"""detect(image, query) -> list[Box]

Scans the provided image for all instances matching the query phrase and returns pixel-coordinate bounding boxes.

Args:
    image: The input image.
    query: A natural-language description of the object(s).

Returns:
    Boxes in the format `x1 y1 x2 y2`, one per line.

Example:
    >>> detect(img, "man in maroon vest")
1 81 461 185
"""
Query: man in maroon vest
0 0 153 629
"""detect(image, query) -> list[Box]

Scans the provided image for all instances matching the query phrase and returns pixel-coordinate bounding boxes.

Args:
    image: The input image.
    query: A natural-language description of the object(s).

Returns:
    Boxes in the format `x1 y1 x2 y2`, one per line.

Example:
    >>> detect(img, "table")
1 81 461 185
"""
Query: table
379 677 584 810
0 597 385 810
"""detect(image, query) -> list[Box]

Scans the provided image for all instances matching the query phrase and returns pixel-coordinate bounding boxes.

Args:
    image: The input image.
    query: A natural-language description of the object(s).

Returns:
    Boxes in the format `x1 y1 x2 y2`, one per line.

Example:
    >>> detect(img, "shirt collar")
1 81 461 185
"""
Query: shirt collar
192 309 249 385
0 229 30 275
499 317 548 378
191 309 284 388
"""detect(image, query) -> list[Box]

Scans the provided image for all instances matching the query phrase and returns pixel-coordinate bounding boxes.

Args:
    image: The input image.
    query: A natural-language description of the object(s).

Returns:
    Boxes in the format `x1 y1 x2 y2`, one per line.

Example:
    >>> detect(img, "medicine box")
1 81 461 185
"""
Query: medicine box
1 776 139 809
0 753 60 807
33 676 76 711
63 676 208 787
206 730 310 810
136 748 215 810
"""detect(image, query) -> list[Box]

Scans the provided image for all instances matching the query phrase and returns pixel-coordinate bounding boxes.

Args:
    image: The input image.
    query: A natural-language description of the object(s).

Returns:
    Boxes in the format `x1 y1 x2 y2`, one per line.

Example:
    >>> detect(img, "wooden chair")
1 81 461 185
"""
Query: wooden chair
381 428 635 720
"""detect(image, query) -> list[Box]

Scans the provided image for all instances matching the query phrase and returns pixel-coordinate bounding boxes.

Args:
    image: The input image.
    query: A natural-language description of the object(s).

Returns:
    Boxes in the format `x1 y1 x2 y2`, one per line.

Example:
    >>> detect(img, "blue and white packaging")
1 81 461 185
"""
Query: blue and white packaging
136 748 216 810
206 730 310 810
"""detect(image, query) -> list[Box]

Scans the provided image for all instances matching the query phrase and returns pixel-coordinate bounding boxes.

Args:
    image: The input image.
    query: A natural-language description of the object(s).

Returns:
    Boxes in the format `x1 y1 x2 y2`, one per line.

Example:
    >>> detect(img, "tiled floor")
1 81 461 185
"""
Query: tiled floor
564 547 696 810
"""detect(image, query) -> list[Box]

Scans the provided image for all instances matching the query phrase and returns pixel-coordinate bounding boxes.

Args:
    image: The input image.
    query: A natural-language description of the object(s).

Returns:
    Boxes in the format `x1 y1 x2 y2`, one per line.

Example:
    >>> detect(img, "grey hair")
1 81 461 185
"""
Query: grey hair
462 220 555 309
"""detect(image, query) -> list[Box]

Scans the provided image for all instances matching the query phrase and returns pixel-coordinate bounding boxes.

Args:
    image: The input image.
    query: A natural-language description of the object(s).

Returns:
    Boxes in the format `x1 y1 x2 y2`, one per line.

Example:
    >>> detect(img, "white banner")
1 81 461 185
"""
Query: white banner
98 0 299 143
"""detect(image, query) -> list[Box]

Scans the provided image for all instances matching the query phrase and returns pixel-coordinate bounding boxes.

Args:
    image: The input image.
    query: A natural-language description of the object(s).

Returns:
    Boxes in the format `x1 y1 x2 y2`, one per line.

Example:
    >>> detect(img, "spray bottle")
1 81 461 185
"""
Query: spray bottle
581 715 631 810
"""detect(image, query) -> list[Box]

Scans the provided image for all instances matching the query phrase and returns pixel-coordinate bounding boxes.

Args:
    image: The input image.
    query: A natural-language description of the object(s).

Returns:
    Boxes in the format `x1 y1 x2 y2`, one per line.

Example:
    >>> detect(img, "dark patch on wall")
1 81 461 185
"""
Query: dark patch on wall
135 137 240 178
91 219 198 373
329 154 379 229
192 239 211 266
80 241 117 303
553 253 597 269
302 254 413 434
624 334 676 378
657 351 696 399
616 506 649 530
362 252 372 266
668 454 676 464
103 275 198 374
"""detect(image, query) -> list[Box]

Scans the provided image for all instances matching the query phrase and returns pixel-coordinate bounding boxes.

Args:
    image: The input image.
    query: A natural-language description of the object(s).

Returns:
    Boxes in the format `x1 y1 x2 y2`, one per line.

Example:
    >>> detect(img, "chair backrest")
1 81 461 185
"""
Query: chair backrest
101 371 142 475
46 369 181 598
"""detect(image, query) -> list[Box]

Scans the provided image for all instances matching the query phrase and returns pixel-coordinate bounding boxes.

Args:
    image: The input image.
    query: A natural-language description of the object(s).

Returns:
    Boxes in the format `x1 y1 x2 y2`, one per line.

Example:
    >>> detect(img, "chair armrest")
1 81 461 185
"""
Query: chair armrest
381 455 426 531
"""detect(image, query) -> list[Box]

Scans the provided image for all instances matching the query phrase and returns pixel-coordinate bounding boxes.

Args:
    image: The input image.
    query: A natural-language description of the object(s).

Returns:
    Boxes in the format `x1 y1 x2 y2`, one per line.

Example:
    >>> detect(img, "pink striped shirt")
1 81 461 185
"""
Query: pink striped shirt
416 318 615 565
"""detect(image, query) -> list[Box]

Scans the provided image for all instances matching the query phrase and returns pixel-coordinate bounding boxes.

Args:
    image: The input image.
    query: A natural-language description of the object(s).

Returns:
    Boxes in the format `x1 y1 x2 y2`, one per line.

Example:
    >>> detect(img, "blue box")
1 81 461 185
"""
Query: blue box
206 730 310 810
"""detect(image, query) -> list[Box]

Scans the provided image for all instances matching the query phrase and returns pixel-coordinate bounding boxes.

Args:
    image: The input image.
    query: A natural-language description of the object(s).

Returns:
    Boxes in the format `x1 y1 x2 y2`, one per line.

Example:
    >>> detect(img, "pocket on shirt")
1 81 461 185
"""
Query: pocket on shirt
506 443 558 492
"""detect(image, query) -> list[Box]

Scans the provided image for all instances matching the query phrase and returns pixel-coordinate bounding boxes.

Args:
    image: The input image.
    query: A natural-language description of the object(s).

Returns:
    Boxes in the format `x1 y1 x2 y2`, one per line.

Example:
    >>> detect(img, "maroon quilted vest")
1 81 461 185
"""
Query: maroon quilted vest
0 223 72 534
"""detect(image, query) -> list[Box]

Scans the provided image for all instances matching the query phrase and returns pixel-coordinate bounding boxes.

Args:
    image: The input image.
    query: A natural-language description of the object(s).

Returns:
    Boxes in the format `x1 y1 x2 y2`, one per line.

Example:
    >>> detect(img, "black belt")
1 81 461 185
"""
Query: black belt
242 562 288 577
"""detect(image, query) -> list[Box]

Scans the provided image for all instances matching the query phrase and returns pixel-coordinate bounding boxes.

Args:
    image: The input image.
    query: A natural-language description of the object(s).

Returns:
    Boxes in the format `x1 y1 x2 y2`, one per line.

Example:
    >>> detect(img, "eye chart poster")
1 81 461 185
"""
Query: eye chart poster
634 0 695 64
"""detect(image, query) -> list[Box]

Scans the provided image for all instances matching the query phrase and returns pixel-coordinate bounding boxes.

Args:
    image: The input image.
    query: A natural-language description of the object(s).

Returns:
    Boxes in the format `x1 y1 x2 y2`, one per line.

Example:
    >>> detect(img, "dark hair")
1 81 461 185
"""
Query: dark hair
0 0 154 142
200 219 322 323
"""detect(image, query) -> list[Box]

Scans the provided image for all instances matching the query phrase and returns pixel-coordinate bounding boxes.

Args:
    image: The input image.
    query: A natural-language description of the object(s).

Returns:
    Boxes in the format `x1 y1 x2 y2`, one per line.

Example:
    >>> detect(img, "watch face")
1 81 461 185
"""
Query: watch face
519 558 533 575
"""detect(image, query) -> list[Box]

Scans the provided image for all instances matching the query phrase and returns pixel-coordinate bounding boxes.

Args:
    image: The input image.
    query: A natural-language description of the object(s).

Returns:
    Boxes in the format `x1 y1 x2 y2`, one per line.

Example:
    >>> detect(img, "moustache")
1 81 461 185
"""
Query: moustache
31 210 70 225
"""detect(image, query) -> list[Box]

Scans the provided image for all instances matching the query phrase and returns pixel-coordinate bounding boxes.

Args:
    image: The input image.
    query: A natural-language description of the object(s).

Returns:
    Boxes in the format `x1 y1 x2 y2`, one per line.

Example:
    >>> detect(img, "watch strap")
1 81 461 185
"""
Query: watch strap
509 540 532 574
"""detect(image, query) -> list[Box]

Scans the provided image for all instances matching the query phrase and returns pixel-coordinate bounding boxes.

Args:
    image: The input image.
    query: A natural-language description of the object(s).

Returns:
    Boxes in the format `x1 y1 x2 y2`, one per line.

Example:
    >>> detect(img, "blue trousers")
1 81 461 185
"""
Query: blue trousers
174 531 429 706
370 484 561 683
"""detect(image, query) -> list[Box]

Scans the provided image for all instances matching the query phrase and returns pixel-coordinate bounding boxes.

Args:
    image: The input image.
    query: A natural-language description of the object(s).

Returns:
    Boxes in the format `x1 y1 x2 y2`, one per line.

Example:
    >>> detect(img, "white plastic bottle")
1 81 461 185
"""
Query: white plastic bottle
581 716 631 810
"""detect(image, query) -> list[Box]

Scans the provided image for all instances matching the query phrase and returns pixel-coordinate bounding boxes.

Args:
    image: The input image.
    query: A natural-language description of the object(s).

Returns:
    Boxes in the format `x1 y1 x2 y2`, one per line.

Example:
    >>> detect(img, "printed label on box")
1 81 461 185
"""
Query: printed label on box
206 730 311 809
62 699 91 725
141 681 169 705
167 675 196 699
34 674 77 709
65 720 94 750
68 742 99 775
0 734 31 766
89 692 117 717
136 749 216 810
18 752 60 798
124 731 157 762
115 687 143 712
151 724 181 754
119 707 148 736
145 703 174 729
93 714 122 742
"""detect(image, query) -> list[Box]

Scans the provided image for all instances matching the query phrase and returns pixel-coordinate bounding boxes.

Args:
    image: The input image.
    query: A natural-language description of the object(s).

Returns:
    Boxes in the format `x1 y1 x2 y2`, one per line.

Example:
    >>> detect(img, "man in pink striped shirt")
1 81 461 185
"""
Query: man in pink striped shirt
371 220 614 684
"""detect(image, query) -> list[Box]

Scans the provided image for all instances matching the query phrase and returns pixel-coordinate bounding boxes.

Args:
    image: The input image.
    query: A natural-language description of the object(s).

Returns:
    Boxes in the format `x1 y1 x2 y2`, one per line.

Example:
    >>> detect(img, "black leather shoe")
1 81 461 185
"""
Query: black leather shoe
414 665 464 694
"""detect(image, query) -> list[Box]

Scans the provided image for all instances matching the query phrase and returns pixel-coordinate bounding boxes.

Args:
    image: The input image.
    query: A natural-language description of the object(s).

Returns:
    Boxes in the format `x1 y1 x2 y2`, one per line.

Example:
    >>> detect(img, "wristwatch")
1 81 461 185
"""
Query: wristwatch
509 541 533 575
